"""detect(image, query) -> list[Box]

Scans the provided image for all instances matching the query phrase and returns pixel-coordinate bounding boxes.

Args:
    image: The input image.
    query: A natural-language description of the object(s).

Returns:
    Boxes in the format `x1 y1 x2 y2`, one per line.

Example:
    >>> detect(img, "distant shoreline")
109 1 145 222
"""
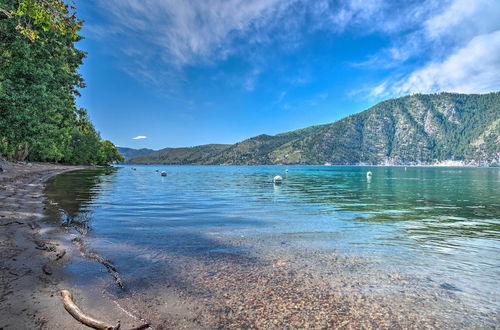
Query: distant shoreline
121 162 499 168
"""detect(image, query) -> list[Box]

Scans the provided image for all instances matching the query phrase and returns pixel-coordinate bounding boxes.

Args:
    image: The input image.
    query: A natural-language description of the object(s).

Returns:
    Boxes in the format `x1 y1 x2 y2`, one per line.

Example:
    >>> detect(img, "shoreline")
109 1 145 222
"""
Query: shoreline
122 163 499 168
0 162 142 329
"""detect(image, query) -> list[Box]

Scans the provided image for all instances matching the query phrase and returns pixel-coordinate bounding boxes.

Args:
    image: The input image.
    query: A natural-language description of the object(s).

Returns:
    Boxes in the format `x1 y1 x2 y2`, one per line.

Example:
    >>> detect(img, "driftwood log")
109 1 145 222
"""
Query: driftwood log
60 290 120 330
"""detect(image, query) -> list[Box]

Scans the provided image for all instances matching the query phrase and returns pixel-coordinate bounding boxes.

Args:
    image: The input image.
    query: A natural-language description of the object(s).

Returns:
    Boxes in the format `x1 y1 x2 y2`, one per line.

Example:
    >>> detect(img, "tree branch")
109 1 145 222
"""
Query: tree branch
0 8 12 18
60 290 120 330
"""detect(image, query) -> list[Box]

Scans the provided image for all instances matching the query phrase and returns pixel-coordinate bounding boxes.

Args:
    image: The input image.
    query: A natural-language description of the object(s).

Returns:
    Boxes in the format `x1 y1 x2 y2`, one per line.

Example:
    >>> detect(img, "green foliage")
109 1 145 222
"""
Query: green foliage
1 0 80 41
99 140 124 164
0 0 121 165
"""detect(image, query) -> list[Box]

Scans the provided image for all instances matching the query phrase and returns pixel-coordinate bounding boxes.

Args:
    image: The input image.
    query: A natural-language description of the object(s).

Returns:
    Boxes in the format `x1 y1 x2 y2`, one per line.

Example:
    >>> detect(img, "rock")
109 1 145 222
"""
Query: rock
273 260 286 267
55 249 66 260
440 283 461 291
42 264 52 275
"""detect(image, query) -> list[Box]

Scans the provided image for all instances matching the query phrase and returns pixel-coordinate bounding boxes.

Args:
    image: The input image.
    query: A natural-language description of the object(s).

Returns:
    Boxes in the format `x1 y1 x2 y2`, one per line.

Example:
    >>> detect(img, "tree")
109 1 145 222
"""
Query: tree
63 110 101 164
0 0 84 161
99 140 124 164
0 0 122 164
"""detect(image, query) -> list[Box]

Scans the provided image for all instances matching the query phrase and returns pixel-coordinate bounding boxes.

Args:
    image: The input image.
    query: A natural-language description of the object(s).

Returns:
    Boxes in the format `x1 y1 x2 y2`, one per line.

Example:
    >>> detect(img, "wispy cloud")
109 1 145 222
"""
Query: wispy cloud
310 92 329 105
132 136 147 140
242 68 262 91
88 0 385 81
91 0 283 68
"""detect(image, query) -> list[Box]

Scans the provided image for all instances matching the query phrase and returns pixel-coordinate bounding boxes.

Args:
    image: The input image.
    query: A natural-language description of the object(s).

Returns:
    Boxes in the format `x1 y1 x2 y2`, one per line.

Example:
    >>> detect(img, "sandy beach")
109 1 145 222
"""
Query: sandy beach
0 162 146 330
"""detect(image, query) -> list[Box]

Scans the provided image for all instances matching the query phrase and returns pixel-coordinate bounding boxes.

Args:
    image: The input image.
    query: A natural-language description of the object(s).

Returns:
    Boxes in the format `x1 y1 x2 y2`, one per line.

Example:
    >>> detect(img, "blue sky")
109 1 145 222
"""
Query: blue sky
75 0 500 150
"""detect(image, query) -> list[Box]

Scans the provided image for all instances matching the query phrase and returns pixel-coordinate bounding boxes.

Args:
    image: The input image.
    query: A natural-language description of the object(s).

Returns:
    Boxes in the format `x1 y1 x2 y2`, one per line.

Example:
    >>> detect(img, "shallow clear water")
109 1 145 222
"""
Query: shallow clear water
44 165 500 326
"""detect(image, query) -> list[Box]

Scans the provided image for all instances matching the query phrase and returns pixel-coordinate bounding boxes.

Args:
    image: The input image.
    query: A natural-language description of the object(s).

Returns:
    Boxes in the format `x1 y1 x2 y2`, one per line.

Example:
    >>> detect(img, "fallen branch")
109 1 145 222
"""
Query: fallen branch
60 290 120 330
0 221 24 226
72 237 125 289
84 250 124 288
0 8 12 18
111 271 125 289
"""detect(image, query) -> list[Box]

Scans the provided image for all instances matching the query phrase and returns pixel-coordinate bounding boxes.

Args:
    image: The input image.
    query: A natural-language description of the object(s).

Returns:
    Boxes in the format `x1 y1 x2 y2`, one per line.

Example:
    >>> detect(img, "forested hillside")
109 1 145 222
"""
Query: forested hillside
130 93 500 166
0 0 122 164
117 147 156 162
268 92 500 165
129 125 325 165
130 144 231 165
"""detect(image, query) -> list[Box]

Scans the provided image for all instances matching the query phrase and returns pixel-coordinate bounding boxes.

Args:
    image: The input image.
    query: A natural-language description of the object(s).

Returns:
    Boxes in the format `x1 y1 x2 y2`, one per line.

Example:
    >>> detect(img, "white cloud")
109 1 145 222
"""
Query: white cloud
394 30 500 94
368 0 500 97
424 0 500 41
132 136 147 140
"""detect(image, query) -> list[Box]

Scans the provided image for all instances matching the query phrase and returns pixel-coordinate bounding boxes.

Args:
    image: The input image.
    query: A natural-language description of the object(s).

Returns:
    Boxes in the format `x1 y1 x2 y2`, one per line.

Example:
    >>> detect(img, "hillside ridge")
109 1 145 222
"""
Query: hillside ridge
126 92 500 166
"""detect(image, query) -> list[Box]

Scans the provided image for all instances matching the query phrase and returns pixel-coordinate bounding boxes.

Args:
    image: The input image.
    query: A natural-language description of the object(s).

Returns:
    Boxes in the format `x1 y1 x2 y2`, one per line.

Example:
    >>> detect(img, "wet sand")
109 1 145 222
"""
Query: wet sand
0 162 145 329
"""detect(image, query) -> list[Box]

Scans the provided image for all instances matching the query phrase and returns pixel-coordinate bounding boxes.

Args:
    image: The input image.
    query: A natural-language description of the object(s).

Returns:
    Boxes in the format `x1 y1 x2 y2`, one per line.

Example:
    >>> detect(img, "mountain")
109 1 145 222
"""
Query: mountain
117 147 157 162
129 92 500 166
130 144 231 164
205 125 325 165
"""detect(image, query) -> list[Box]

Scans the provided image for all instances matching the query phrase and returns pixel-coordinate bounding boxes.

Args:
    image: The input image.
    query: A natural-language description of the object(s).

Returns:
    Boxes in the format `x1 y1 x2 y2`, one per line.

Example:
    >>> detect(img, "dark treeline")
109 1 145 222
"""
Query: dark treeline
0 0 123 164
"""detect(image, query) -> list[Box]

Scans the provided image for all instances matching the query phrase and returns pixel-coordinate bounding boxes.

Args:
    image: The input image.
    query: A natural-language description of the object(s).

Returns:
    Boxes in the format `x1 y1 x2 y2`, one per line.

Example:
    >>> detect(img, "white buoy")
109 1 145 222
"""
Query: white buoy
273 175 283 183
161 171 167 177
366 171 372 177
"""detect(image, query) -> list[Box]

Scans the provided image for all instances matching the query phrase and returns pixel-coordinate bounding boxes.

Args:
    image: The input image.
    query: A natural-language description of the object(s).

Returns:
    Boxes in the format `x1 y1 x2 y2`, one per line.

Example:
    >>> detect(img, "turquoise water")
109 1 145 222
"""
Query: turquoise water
44 165 500 326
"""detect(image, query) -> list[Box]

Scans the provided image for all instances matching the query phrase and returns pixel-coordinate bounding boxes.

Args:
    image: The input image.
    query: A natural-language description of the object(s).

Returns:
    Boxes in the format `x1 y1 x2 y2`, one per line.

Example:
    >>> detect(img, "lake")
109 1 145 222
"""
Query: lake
44 165 500 328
